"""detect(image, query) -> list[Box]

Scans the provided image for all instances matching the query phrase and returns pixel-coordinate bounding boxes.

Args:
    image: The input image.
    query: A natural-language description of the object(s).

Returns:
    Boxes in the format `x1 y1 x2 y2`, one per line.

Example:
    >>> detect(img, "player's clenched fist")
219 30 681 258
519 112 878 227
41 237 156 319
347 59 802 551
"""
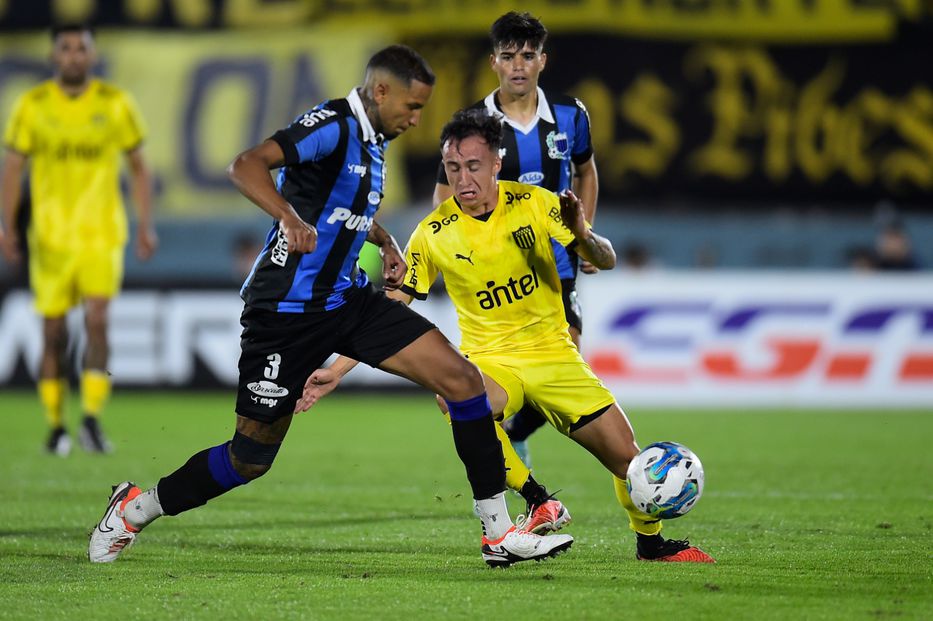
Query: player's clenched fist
380 242 407 290
280 212 318 254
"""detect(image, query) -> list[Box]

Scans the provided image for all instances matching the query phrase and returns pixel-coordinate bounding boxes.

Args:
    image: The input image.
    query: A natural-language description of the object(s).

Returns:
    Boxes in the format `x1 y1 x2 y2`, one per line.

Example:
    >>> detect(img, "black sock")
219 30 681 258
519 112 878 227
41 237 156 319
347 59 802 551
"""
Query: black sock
519 475 551 508
505 404 548 442
450 416 506 500
157 443 247 516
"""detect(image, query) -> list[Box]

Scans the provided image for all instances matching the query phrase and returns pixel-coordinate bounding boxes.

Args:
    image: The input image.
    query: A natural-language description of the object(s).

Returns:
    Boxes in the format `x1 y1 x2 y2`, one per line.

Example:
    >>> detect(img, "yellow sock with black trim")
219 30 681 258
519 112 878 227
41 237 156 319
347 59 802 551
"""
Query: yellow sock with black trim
614 475 662 536
496 421 531 492
38 378 67 428
81 370 111 418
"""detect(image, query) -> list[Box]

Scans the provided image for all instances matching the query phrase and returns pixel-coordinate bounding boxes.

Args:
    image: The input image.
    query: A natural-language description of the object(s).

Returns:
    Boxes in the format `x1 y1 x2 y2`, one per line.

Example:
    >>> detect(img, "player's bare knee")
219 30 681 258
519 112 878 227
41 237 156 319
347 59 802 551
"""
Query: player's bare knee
437 358 485 401
229 431 281 481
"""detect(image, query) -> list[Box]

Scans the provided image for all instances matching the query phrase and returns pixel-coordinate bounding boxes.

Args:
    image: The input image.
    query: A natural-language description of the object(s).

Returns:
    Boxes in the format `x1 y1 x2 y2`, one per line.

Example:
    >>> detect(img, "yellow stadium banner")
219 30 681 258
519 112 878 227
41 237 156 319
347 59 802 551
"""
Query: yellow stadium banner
2 0 928 43
402 32 933 205
0 28 438 215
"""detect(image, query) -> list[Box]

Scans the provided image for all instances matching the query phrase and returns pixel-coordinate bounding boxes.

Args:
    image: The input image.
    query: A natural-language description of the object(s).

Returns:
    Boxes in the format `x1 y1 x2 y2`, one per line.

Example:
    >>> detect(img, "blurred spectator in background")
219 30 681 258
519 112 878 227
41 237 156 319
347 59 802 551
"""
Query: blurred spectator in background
875 223 920 271
621 241 654 270
845 245 877 272
1 23 156 456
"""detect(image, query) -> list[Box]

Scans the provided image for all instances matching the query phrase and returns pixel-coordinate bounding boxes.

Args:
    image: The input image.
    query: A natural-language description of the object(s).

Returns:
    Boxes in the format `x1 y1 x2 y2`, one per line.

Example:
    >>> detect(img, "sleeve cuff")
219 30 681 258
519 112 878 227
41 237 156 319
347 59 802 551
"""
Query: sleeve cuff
571 148 593 166
270 131 299 166
400 284 428 301
123 139 145 153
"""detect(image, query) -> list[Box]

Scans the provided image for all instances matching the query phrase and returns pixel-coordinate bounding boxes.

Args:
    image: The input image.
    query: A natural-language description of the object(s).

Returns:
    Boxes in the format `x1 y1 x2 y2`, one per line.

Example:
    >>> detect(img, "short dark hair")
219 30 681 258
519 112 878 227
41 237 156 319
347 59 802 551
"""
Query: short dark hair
51 23 94 40
366 45 435 87
490 12 548 52
439 109 503 153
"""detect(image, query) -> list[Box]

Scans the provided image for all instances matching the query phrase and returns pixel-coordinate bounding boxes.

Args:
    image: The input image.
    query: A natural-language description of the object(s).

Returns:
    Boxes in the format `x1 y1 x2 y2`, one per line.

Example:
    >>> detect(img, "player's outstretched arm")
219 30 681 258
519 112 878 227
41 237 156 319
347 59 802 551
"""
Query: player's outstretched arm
559 189 615 270
228 140 317 255
294 359 357 413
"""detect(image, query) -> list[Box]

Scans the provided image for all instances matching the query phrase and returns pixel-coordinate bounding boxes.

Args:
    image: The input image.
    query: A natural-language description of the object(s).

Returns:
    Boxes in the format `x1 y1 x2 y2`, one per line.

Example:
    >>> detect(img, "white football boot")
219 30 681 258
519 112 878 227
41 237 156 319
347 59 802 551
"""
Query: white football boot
481 526 573 568
88 481 142 563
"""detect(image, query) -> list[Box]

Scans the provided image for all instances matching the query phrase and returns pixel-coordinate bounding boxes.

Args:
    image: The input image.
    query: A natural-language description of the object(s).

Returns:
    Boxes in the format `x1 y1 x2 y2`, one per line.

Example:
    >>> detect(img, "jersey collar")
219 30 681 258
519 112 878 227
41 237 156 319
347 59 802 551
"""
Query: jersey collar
347 88 385 145
485 87 555 134
52 77 99 101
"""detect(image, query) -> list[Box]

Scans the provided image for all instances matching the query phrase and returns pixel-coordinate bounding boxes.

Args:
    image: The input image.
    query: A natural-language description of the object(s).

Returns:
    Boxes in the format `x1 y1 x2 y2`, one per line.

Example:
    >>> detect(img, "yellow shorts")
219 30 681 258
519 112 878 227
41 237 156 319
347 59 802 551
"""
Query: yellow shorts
468 342 617 436
29 244 124 316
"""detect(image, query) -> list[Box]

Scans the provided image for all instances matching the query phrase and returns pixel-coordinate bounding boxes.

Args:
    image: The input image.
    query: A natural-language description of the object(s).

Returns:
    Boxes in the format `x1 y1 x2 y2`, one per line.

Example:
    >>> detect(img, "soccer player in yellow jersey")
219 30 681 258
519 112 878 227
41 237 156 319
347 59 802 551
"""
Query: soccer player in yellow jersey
0 24 157 456
297 109 714 562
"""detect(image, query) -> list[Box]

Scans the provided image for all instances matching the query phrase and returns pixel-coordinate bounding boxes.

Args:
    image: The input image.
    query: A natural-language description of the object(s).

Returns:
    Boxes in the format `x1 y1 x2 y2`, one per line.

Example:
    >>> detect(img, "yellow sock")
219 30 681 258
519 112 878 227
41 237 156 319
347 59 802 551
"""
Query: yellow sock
496 421 531 492
38 378 67 428
81 370 111 417
614 475 662 536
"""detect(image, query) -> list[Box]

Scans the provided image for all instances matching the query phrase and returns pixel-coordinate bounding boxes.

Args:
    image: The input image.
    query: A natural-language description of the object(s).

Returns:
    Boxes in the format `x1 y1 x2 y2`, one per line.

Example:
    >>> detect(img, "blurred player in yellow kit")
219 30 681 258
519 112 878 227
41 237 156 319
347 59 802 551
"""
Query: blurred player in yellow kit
0 24 157 455
297 109 714 562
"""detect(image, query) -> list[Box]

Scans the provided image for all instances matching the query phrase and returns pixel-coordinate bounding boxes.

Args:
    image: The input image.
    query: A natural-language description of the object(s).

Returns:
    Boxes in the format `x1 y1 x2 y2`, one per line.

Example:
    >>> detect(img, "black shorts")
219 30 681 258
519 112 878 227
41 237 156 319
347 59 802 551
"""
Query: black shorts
235 284 435 423
560 278 583 333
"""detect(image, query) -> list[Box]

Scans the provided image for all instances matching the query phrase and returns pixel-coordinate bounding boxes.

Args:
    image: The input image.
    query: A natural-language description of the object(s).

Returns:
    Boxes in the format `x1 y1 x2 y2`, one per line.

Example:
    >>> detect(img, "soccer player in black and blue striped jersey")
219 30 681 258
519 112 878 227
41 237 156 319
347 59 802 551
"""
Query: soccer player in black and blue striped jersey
434 11 599 488
89 45 572 568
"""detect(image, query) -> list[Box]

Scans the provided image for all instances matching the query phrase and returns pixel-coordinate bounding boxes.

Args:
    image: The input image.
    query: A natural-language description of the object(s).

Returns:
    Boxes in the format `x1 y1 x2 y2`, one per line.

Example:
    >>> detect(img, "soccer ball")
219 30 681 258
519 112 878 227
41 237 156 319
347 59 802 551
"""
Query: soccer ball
626 441 704 519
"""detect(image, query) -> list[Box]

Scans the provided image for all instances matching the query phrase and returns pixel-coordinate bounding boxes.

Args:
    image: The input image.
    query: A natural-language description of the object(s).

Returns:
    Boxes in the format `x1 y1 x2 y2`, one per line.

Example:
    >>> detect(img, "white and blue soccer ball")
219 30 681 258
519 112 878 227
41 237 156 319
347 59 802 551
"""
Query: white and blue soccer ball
626 441 704 519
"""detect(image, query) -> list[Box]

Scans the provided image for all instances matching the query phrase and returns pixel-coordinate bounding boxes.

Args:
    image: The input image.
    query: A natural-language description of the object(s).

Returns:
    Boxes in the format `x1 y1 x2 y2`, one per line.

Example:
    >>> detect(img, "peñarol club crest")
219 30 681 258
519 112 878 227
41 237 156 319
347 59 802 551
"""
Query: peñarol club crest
511 225 535 249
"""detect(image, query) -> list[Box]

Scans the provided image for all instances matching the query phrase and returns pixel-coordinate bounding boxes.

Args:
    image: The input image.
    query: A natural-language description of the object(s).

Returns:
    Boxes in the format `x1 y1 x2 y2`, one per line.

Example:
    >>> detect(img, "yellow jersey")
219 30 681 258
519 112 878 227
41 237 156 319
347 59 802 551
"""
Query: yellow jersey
401 181 577 355
3 79 146 251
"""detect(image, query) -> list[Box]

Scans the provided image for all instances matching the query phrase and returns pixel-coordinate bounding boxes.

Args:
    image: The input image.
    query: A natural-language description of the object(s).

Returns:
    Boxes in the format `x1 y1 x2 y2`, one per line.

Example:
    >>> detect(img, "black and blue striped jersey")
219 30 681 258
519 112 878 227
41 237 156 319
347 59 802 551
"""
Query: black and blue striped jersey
241 89 387 313
438 88 593 281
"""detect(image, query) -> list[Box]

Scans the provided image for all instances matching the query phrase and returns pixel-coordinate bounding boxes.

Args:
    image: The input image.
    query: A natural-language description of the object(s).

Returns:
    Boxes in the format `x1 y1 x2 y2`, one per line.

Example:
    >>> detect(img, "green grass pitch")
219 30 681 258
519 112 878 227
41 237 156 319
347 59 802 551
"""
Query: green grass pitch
0 390 930 620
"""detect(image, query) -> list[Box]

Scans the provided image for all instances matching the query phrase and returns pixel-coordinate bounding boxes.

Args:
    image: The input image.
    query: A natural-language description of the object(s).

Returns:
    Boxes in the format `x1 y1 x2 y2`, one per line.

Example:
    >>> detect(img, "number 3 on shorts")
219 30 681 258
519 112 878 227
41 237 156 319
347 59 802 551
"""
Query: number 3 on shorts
264 353 281 380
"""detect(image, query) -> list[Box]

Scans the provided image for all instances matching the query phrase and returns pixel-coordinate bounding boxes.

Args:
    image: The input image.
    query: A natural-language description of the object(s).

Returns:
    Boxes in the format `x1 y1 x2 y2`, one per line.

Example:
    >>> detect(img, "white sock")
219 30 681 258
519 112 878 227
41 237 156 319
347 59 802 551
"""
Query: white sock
474 492 513 540
123 486 164 530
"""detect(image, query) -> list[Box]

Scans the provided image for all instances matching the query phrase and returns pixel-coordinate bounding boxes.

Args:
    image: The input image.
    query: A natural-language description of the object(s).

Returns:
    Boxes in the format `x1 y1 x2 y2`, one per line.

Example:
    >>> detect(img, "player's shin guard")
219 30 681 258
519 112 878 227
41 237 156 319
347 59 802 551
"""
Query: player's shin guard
614 475 662 536
446 394 506 501
495 421 531 492
156 442 247 516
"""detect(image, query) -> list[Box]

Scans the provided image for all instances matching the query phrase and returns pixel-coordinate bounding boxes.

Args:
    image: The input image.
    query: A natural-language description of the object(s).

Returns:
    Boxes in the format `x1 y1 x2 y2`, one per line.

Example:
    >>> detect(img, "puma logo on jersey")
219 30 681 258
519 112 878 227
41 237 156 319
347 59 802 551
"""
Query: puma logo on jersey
326 207 373 232
455 250 474 265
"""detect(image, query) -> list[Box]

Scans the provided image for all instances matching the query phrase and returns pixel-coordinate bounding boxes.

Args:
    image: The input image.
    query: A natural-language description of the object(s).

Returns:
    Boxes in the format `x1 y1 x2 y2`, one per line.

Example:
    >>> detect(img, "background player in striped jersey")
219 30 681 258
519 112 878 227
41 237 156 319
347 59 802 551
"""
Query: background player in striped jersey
1 24 157 456
433 10 599 500
298 109 713 562
89 46 572 568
